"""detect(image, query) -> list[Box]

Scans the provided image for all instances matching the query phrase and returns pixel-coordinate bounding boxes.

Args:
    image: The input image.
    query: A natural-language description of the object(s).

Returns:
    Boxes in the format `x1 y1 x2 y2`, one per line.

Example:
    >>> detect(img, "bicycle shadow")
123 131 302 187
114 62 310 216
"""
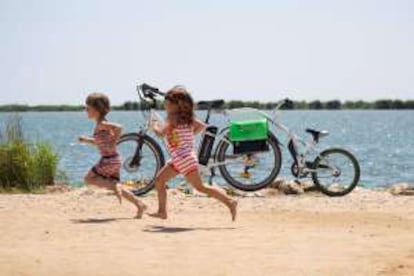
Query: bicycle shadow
143 225 236 233
71 217 134 224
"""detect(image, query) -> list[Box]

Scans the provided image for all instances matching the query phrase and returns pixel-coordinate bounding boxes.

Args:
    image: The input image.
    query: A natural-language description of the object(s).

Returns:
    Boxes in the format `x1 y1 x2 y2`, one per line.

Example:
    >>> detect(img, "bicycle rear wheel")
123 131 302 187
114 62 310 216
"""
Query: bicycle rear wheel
311 148 360 196
216 132 282 191
117 133 165 196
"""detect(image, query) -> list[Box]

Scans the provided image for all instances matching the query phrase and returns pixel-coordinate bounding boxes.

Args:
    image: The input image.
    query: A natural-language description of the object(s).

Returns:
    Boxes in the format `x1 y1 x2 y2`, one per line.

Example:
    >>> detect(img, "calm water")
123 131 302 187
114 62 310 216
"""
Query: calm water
1 110 413 188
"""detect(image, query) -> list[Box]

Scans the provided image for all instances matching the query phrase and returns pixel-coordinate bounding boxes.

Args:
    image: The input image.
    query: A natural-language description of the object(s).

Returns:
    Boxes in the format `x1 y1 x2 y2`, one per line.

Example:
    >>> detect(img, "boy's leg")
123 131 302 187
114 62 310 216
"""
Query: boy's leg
185 170 238 221
85 171 123 204
148 164 178 219
119 188 147 219
85 171 146 218
84 171 116 190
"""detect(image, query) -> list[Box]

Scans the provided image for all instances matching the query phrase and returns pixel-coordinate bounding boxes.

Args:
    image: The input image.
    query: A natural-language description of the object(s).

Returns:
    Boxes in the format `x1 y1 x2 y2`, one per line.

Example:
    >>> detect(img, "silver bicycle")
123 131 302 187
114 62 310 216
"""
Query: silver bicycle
117 83 360 197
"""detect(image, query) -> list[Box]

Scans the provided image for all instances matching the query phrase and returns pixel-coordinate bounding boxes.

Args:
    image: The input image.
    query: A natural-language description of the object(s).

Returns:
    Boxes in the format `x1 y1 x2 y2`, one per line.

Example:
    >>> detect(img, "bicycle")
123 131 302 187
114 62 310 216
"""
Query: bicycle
118 83 360 197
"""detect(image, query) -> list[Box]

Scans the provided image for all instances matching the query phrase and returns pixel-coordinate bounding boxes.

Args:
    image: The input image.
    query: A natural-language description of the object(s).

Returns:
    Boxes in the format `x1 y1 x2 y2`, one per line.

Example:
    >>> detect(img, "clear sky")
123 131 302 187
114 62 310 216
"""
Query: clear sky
0 0 413 105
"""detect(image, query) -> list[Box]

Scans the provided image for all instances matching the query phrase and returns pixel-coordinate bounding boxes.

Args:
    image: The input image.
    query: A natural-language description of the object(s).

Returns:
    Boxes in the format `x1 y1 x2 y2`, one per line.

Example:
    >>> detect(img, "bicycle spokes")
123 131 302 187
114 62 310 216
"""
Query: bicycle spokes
313 151 359 194
118 137 159 188
223 146 276 185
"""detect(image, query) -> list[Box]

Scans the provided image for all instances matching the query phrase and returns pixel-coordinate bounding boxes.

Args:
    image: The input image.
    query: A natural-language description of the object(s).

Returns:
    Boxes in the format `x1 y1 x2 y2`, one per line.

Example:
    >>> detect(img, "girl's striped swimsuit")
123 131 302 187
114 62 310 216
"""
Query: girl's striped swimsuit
92 125 121 181
165 124 199 176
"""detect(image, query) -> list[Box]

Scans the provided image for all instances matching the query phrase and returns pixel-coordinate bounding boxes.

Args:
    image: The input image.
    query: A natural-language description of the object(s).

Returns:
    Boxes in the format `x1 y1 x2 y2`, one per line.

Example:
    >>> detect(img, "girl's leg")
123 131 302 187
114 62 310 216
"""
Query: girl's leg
185 170 238 221
148 164 178 219
84 171 146 218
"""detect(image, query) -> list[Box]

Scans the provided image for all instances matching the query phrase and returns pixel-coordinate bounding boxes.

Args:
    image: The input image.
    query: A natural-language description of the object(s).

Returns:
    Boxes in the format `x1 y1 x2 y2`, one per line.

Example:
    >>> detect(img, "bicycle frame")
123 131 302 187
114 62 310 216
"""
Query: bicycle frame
125 84 358 196
136 85 331 176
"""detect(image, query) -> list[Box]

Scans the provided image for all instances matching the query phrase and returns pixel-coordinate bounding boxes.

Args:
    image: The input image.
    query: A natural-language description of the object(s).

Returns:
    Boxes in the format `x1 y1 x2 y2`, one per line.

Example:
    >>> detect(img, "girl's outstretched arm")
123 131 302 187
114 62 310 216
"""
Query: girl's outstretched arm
151 121 166 137
193 118 207 135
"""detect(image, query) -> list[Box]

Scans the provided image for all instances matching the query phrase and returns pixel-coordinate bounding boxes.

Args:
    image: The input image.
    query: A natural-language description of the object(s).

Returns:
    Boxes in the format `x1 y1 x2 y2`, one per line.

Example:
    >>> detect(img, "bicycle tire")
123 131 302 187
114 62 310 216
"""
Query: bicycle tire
117 133 165 196
311 148 360 197
216 132 282 191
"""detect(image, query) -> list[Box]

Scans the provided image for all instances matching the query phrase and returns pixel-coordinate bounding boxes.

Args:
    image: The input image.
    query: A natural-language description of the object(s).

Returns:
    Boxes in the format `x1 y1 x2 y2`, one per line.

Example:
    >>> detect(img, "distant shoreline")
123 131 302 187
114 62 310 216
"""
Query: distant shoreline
1 99 414 112
1 108 413 113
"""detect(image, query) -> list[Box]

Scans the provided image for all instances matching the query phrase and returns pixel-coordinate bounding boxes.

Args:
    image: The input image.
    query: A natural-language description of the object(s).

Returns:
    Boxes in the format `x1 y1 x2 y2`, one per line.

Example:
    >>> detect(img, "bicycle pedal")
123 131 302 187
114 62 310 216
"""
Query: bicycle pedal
240 172 252 179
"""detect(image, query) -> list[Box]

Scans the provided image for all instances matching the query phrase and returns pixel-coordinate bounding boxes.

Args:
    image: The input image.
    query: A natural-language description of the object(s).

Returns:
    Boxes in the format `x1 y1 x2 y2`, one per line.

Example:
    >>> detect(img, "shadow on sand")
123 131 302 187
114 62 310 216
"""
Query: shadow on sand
70 220 236 233
143 225 236 233
71 217 134 224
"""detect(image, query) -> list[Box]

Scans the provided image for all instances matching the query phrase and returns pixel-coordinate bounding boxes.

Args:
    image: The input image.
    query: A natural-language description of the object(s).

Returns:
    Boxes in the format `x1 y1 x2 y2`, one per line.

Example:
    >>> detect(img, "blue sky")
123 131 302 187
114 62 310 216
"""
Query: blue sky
0 0 413 104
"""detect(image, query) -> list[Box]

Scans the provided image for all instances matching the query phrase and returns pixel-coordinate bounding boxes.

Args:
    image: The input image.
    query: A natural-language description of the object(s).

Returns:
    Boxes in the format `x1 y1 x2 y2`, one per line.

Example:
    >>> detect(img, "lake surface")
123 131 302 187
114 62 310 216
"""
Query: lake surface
1 110 413 188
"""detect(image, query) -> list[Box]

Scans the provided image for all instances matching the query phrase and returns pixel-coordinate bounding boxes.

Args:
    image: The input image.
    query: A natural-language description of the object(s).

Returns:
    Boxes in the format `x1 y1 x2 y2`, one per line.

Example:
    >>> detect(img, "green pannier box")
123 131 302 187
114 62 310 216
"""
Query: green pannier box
229 118 268 142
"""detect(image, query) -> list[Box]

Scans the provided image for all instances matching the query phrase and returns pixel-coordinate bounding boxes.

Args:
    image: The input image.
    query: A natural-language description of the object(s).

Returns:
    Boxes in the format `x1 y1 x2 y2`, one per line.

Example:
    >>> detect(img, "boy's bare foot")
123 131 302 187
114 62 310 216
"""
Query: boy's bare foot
115 184 123 204
135 203 147 219
148 212 168 220
229 200 238 221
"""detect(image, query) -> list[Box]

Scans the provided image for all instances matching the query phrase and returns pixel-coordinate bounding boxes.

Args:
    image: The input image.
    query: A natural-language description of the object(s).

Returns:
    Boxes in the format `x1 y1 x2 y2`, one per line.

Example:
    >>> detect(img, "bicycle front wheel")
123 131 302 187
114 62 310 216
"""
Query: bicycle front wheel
311 148 360 197
117 133 165 196
216 133 282 191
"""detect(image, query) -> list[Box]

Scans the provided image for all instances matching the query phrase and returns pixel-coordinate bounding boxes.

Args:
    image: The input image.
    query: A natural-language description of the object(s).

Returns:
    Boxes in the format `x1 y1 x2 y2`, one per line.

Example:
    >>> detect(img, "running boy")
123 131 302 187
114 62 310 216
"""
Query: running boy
79 92 147 218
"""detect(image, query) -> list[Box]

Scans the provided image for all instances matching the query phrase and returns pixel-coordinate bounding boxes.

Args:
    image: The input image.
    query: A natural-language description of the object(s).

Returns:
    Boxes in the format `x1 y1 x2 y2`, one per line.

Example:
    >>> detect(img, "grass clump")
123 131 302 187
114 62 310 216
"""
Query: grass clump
0 114 59 192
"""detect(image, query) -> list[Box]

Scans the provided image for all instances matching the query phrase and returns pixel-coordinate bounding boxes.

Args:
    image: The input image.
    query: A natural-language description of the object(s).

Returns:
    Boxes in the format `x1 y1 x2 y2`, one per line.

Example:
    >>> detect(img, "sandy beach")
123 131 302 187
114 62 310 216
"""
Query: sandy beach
0 187 413 276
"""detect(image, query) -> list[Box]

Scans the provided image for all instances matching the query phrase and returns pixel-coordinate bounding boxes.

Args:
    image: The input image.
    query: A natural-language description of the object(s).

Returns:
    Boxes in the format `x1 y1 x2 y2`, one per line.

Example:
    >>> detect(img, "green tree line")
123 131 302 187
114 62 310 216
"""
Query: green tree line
0 105 84 112
1 99 414 112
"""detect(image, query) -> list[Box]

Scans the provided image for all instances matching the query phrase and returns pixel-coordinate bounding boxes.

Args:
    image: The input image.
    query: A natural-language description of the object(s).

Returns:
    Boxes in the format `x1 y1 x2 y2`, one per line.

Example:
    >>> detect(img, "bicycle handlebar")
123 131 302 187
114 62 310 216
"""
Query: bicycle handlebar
137 83 291 113
137 83 165 99
136 83 166 109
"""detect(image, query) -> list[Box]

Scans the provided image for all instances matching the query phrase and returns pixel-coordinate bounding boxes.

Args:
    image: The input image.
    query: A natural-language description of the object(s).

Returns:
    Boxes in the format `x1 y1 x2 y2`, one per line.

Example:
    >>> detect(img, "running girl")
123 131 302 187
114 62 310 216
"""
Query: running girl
79 92 147 218
149 86 238 221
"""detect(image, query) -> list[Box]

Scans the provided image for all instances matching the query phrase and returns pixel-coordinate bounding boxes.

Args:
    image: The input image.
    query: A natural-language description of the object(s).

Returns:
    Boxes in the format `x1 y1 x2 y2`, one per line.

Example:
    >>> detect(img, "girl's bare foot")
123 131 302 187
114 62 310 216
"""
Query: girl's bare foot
135 203 147 219
115 184 123 204
229 200 238 221
148 212 168 219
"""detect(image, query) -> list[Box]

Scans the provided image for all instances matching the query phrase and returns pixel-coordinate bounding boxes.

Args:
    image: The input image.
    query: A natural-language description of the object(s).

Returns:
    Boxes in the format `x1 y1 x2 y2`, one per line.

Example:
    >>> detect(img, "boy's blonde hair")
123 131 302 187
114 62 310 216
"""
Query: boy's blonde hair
86 93 110 118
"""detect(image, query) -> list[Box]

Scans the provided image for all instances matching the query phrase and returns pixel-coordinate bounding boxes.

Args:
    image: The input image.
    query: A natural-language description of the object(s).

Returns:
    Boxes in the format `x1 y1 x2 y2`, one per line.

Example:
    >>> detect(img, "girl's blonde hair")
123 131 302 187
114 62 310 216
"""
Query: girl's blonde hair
165 86 194 126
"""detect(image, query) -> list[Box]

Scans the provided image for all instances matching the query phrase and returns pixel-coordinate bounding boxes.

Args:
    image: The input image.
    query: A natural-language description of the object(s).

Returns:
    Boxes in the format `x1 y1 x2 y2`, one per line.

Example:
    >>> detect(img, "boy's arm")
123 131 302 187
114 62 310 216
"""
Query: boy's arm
101 121 122 140
193 118 207 135
78 136 95 145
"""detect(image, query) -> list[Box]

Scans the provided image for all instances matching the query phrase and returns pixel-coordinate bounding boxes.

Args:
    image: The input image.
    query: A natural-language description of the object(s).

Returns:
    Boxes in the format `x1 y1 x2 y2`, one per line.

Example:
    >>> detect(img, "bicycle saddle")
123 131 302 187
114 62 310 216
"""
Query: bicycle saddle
197 99 225 109
306 128 329 143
